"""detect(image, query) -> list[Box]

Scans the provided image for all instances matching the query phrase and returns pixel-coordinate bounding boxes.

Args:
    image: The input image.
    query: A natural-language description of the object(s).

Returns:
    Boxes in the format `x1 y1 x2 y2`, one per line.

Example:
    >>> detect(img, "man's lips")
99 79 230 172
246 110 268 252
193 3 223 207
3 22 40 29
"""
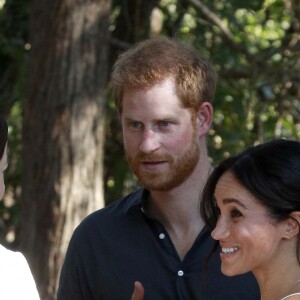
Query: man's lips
142 160 165 164
141 161 167 169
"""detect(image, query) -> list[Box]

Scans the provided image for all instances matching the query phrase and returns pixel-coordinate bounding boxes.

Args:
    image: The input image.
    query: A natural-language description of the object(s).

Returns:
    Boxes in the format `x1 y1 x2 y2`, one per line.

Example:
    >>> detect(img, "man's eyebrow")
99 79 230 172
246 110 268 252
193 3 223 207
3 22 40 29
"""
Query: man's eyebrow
222 198 247 209
123 117 139 122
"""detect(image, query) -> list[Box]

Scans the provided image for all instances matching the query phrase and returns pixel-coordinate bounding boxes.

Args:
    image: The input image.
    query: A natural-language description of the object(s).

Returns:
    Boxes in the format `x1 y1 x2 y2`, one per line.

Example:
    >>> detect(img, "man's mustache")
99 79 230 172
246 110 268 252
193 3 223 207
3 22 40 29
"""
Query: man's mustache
133 153 172 162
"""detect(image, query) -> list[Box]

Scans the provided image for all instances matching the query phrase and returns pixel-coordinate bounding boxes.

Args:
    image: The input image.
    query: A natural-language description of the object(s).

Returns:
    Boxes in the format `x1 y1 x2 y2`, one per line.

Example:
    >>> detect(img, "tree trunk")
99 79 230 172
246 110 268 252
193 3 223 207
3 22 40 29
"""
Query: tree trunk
110 0 160 66
20 0 111 299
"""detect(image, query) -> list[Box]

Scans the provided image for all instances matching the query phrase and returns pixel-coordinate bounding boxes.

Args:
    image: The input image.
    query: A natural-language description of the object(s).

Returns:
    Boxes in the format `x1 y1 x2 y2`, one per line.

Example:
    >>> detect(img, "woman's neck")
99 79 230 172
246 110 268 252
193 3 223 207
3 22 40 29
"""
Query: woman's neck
254 243 300 300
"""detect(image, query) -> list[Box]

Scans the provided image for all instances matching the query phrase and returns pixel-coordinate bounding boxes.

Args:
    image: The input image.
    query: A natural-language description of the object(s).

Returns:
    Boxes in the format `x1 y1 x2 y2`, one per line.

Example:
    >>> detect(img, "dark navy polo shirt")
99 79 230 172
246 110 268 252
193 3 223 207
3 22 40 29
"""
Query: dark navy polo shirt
57 188 259 300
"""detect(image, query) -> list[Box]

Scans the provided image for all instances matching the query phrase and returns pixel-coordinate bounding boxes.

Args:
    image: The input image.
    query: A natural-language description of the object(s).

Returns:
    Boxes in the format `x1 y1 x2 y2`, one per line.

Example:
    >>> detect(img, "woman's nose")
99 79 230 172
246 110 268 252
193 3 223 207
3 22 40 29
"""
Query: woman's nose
211 218 230 241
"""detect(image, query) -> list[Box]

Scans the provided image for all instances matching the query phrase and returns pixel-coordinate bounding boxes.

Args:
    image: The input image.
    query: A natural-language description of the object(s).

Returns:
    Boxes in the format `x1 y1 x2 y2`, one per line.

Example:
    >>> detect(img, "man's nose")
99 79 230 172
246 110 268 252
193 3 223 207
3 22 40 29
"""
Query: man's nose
139 129 160 153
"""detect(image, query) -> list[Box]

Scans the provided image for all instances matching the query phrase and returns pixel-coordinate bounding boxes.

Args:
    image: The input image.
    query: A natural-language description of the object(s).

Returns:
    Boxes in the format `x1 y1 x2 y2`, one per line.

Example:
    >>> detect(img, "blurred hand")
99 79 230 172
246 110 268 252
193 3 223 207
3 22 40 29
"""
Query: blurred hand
131 281 144 300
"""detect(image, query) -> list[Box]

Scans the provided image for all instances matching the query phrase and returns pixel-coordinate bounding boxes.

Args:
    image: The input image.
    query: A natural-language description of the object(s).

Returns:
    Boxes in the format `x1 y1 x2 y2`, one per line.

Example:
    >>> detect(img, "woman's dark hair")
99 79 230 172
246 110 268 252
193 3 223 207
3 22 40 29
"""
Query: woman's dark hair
201 139 300 260
0 117 8 160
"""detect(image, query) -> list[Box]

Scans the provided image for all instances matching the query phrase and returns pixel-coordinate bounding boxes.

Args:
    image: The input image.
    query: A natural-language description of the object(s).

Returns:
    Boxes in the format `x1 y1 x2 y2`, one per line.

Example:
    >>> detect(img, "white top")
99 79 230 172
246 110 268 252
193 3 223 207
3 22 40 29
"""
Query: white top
281 293 300 300
0 244 40 300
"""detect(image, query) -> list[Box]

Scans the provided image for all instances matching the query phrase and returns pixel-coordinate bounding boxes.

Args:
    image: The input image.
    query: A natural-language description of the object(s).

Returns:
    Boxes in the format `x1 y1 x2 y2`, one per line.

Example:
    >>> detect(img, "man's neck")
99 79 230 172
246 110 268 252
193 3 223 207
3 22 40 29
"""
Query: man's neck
147 157 212 260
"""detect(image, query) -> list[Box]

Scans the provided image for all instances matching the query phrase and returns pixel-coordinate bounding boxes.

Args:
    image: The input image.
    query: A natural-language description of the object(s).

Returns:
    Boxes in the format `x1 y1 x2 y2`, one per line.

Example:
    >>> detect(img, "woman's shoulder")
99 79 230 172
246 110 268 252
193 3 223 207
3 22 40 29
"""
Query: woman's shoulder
0 244 40 299
281 293 300 300
0 244 27 264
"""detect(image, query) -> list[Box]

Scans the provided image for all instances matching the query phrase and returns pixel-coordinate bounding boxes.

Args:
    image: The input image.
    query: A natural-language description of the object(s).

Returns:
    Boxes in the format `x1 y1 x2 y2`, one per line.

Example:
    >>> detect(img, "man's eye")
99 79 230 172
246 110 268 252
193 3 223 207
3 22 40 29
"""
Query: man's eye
160 121 169 127
230 209 242 218
131 121 141 128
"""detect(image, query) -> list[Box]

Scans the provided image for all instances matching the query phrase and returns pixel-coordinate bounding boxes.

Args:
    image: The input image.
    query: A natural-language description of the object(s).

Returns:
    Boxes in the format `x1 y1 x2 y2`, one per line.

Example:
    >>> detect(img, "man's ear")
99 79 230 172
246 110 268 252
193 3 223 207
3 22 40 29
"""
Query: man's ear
283 212 300 240
196 102 213 135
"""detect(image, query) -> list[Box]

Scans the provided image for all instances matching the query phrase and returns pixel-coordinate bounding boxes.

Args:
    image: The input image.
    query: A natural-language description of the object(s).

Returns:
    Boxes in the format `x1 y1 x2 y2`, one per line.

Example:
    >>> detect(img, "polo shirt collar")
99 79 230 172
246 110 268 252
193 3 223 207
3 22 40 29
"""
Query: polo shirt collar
124 188 149 214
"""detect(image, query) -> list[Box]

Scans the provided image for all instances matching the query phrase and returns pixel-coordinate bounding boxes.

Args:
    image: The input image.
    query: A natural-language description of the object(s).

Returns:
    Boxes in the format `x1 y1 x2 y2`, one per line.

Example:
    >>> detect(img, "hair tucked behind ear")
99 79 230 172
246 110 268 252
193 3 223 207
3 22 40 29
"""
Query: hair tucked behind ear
0 117 8 160
202 139 300 227
201 139 300 262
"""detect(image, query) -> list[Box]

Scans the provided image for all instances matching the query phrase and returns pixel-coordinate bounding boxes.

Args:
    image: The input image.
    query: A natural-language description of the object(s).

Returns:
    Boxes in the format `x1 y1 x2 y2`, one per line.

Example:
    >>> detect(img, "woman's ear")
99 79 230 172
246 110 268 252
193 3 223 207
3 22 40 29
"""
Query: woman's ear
283 212 300 240
196 102 213 135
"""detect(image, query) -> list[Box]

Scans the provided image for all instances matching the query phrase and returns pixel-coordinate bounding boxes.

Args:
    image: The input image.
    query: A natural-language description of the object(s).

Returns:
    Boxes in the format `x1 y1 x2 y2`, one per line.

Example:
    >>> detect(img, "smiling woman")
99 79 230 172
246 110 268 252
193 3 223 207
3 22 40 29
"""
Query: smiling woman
201 139 300 300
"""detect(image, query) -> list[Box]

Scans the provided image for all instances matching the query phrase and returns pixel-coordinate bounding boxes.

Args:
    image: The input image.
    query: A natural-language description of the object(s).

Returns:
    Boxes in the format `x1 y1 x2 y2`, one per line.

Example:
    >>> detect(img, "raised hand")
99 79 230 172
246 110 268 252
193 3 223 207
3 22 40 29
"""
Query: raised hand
131 281 144 300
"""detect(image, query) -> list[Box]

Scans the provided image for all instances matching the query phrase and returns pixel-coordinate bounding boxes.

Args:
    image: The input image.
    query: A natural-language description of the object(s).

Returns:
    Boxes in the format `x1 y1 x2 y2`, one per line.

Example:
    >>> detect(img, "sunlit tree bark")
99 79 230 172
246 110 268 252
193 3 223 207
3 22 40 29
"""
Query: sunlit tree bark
20 0 111 299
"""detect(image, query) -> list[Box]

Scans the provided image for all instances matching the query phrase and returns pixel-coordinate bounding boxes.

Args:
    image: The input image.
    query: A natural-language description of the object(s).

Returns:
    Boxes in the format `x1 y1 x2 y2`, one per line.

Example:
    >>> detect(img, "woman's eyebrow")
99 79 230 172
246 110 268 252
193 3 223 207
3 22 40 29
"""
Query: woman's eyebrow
222 198 247 209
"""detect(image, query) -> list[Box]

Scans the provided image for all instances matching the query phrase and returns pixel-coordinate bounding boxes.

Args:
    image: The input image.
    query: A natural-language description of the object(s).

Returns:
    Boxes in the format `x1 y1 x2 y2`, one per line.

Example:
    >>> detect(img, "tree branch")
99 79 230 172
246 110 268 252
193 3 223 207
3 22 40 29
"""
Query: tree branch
187 0 253 62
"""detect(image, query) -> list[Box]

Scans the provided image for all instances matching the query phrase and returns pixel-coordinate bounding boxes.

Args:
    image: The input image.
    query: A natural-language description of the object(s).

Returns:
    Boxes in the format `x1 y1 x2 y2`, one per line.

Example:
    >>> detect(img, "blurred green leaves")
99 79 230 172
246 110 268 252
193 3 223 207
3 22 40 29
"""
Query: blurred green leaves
1 0 299 211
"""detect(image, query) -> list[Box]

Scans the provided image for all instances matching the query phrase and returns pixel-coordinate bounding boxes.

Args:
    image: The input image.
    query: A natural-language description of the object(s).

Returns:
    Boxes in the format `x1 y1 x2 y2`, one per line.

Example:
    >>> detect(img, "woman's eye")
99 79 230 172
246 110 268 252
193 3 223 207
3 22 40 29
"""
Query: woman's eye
230 209 242 218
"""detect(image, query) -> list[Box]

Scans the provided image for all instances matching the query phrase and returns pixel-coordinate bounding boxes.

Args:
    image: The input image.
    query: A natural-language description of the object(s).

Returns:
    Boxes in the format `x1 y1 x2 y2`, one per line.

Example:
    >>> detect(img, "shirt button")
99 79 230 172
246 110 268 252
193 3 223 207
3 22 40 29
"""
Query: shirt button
159 233 165 239
178 270 184 276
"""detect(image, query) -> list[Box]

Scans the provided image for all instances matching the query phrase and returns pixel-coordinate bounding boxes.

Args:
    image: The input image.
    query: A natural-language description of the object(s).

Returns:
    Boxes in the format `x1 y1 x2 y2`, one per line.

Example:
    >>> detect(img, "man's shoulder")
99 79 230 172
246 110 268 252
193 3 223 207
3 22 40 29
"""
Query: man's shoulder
93 188 143 216
74 188 144 231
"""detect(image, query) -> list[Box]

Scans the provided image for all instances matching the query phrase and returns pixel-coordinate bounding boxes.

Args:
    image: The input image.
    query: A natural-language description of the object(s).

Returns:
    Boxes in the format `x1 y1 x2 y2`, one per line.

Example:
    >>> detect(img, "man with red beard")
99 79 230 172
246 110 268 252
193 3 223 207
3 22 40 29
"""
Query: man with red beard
58 38 259 300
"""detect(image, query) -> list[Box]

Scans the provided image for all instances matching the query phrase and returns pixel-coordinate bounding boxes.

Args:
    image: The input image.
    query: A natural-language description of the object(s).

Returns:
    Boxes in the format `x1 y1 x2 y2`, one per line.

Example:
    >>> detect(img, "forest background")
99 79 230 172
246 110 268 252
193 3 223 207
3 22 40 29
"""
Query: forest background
0 0 299 299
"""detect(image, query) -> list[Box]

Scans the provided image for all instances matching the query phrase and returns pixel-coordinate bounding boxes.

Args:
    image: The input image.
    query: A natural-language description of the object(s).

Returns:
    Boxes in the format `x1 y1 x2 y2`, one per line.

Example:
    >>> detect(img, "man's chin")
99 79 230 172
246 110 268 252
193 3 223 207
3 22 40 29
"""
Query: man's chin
138 177 184 191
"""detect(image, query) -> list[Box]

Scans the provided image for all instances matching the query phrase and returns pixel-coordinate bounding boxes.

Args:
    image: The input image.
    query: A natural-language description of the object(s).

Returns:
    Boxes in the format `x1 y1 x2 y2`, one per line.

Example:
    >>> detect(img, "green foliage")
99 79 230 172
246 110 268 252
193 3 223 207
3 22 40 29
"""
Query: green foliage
171 0 299 161
1 0 299 207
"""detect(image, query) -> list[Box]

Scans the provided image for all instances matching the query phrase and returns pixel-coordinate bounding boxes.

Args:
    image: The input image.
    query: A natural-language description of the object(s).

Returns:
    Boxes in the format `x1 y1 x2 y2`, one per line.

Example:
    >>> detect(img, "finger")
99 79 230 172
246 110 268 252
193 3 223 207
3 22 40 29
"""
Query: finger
131 281 145 300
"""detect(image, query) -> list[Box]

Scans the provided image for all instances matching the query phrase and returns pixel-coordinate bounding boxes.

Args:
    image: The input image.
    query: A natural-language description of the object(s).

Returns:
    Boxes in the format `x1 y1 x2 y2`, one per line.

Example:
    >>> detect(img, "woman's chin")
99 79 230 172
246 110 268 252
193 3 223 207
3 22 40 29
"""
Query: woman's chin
221 267 241 277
